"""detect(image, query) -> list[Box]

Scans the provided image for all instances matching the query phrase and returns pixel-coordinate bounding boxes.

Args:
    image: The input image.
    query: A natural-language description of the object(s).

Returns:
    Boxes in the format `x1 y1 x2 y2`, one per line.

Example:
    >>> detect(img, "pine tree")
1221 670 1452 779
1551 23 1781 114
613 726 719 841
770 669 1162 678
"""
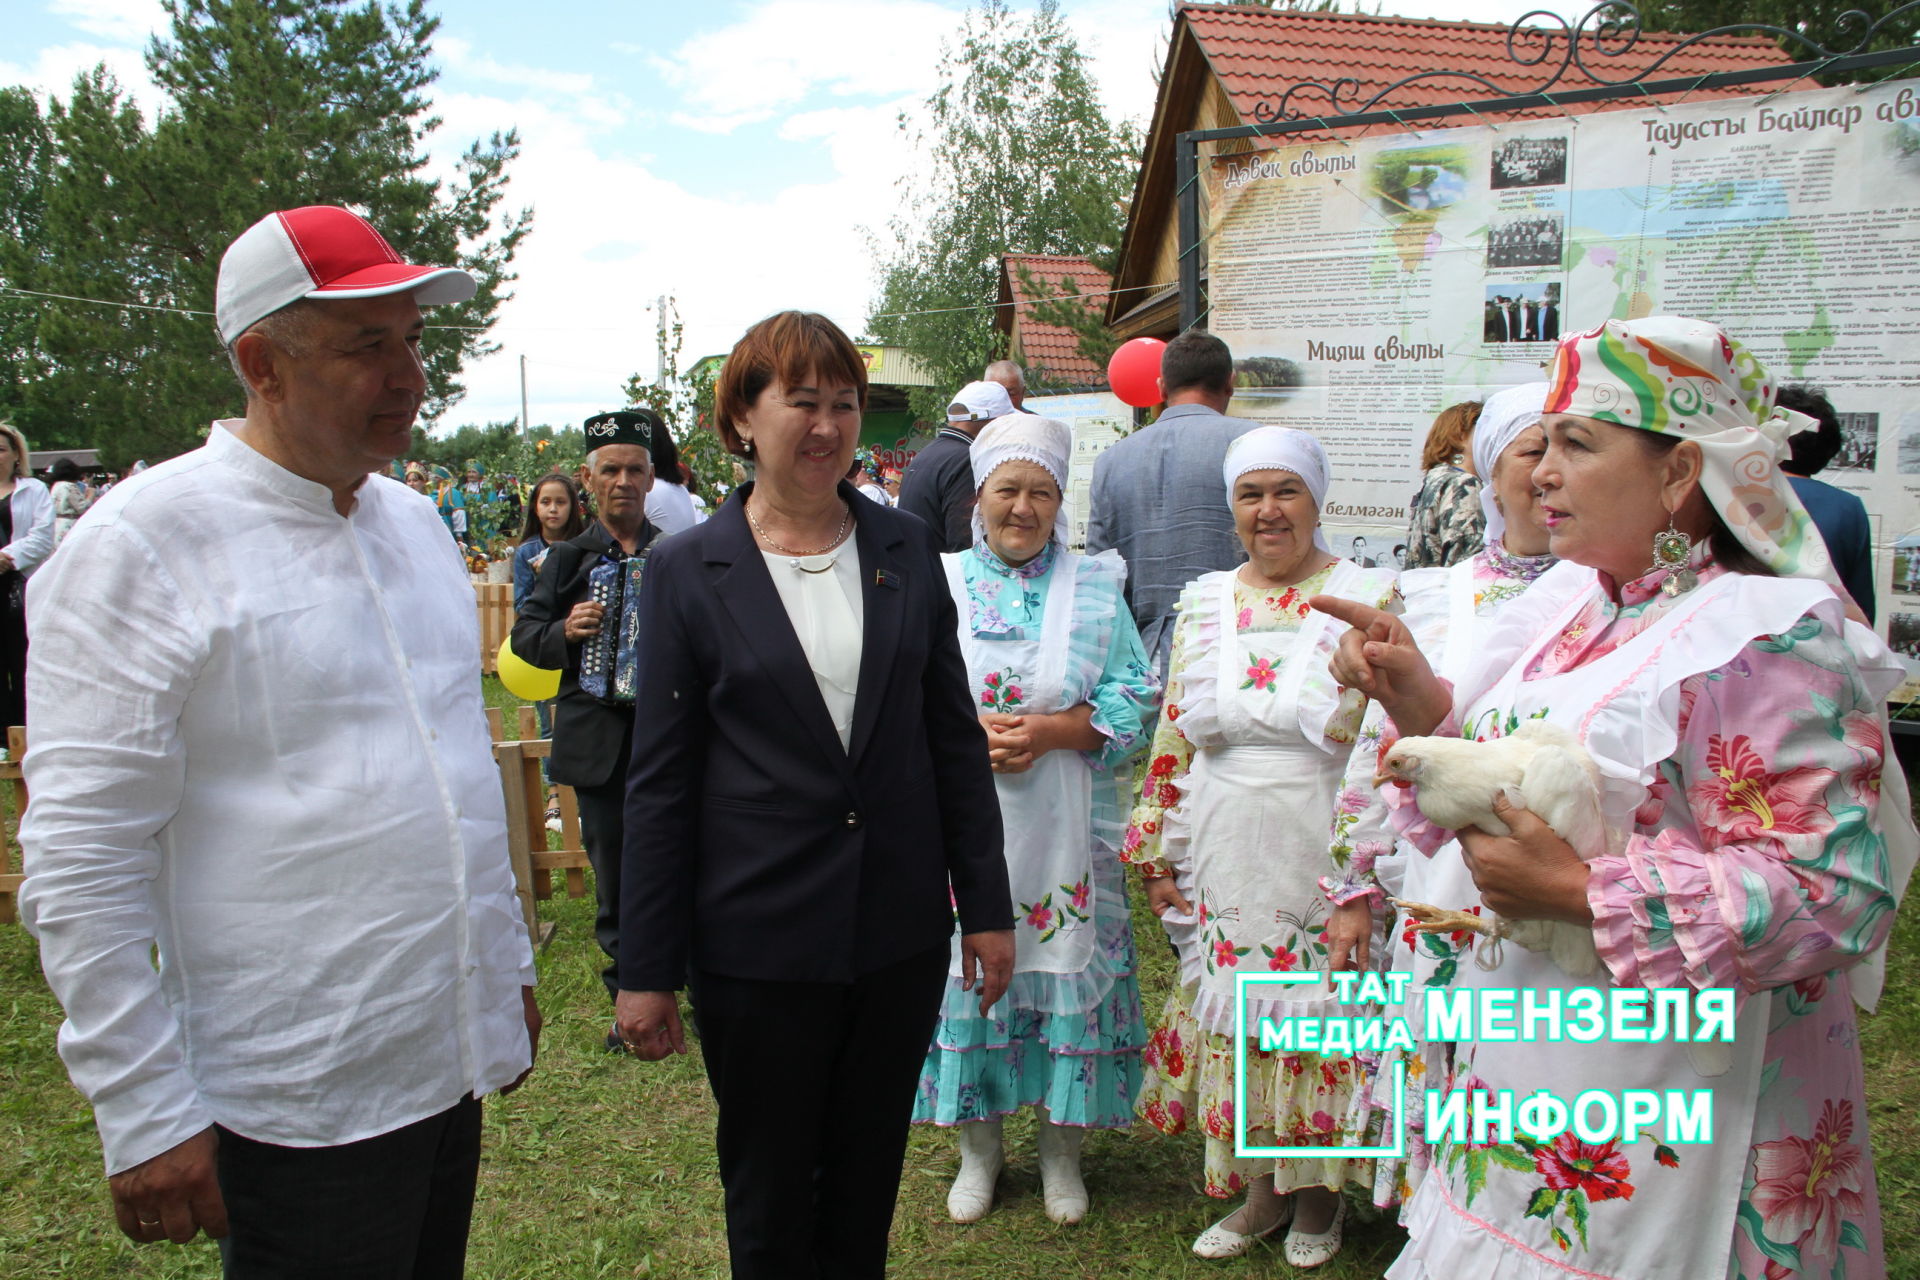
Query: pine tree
0 0 529 465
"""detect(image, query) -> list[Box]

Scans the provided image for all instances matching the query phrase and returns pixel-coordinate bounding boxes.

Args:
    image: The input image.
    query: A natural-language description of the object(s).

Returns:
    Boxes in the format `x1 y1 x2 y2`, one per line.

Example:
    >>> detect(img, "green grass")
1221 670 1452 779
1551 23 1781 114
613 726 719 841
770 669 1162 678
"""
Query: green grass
0 677 1914 1277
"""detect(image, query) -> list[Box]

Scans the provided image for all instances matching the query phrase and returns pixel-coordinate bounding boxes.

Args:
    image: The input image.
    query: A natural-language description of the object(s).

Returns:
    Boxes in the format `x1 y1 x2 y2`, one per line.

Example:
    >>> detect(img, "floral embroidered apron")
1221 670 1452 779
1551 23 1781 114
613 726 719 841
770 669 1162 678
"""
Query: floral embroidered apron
1391 571 1823 1280
1158 564 1364 1037
942 553 1095 977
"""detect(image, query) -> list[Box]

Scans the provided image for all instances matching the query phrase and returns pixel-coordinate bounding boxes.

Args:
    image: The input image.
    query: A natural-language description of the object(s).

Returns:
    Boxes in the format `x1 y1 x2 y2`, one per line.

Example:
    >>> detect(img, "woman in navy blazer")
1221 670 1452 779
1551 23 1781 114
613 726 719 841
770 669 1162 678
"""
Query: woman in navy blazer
615 312 1014 1280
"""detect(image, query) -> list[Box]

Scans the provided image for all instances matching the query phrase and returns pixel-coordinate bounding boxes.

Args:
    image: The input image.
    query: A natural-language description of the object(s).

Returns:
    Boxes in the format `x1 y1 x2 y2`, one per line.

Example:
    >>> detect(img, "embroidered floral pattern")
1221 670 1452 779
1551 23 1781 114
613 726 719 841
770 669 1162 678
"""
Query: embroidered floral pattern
1241 653 1279 691
979 668 1025 712
1748 1099 1868 1261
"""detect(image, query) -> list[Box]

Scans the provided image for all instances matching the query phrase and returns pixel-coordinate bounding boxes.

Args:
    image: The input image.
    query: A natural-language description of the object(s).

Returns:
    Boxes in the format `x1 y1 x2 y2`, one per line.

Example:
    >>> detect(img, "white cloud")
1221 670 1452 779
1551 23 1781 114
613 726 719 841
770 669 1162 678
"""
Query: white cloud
650 0 953 133
0 40 166 117
47 0 164 44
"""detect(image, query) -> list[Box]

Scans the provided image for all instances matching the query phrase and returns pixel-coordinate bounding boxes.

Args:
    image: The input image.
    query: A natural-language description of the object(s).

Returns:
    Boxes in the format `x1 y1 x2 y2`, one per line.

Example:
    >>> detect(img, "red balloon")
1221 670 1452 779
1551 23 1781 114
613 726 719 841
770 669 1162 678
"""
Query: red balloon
1106 337 1166 408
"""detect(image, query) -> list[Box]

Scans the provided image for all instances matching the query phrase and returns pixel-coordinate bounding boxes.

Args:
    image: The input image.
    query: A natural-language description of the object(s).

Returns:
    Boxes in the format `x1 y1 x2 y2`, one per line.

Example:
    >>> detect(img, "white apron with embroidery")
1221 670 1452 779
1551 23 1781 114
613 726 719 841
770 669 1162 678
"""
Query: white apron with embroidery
1388 566 1879 1280
943 552 1095 977
1158 563 1373 1037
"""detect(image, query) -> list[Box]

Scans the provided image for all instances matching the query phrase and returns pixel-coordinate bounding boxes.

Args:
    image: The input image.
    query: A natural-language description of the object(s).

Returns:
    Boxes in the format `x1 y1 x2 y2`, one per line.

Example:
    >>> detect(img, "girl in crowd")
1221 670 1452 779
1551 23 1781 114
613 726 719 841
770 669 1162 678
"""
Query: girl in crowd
0 424 54 729
915 414 1158 1226
513 471 586 827
1320 317 1915 1280
1124 426 1395 1267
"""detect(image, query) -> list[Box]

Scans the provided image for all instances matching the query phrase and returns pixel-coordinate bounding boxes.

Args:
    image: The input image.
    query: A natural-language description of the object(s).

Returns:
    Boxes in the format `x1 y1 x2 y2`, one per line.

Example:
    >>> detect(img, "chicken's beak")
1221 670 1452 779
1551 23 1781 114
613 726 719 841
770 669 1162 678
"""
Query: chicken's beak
1372 769 1394 788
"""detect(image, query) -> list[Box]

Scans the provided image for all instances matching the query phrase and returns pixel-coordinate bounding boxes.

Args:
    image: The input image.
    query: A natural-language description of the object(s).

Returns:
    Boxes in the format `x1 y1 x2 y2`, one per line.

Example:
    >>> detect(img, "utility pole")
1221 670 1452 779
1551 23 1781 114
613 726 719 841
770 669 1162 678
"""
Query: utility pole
655 295 667 389
519 354 530 434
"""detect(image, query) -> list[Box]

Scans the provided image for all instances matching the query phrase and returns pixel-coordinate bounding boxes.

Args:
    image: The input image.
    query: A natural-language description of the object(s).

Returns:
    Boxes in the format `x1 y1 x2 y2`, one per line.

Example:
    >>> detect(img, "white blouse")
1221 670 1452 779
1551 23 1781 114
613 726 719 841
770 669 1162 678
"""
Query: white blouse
760 542 864 750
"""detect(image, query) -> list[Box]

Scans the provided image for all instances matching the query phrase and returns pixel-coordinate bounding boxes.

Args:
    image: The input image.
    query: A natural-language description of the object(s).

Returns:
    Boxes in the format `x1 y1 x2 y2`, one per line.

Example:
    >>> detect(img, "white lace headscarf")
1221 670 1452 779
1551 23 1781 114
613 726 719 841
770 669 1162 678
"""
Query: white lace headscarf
1472 381 1549 545
969 413 1072 546
1222 425 1332 553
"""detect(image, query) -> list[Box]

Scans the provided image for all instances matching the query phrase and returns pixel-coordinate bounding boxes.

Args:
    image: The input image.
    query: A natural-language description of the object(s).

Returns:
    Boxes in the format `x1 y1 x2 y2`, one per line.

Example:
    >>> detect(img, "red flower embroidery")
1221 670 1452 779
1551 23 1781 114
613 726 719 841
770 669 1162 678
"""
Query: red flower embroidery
1026 903 1053 930
1212 938 1240 969
1749 1099 1868 1258
1267 945 1299 972
1532 1134 1635 1202
1069 881 1091 911
1688 734 1837 843
1242 655 1278 691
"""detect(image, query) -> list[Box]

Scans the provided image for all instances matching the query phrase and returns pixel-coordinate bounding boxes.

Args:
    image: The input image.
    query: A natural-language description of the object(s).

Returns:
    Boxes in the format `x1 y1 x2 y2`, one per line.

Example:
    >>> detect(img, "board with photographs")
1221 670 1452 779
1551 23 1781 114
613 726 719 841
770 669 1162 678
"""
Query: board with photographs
1201 81 1920 695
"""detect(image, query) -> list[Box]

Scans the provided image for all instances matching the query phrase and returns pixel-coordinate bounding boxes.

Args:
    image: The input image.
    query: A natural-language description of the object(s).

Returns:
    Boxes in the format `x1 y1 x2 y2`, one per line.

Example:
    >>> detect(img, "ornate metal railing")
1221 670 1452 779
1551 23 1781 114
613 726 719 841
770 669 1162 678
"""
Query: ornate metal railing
1250 1 1920 125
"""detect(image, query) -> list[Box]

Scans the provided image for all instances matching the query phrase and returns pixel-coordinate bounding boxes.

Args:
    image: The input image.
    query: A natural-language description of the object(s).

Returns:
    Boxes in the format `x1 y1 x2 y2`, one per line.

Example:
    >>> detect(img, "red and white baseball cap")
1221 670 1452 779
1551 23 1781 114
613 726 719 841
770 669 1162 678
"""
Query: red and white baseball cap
215 205 476 345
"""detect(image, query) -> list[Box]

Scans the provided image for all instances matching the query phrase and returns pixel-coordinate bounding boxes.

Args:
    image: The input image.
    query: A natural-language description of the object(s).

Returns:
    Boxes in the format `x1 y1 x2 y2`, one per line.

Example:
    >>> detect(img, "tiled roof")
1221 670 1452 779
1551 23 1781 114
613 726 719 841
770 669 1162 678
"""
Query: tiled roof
1184 4 1791 125
1000 254 1112 390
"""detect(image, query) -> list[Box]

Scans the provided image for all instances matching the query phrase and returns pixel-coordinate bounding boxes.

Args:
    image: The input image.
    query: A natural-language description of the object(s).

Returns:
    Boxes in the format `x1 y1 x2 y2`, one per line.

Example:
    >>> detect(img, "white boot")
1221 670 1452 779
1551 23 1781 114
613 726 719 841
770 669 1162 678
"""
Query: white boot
1035 1107 1088 1224
946 1119 1004 1223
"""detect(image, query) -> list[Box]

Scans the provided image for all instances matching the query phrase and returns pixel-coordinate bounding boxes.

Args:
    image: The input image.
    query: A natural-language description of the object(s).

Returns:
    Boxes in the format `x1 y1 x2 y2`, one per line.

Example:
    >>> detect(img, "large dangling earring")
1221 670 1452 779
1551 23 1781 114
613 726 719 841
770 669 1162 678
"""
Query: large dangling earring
1650 515 1697 597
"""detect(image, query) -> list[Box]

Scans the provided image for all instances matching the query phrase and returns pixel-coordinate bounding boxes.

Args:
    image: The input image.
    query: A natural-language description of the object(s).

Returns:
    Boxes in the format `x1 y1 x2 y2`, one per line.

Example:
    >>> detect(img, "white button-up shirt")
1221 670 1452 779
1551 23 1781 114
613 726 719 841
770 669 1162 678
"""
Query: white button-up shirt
20 422 534 1175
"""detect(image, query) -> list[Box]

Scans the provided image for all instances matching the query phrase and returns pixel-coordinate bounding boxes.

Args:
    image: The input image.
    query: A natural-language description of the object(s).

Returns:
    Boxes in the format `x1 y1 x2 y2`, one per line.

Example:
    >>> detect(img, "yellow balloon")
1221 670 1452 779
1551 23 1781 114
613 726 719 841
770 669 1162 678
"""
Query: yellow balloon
496 637 560 702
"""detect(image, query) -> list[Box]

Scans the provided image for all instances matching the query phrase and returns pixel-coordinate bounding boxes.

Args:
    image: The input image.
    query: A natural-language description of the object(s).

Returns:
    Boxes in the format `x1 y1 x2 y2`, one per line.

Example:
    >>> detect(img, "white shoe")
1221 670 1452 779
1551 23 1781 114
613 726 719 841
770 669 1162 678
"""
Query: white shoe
946 1119 1004 1223
1191 1194 1293 1259
1035 1114 1088 1224
1284 1197 1347 1269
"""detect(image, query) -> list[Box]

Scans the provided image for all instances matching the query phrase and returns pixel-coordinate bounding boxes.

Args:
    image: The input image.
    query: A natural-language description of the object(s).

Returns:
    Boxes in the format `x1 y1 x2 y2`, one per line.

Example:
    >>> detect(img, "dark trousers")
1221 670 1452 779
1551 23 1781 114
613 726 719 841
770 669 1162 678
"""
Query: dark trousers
690 945 949 1280
0 574 25 731
574 777 625 1002
214 1095 482 1280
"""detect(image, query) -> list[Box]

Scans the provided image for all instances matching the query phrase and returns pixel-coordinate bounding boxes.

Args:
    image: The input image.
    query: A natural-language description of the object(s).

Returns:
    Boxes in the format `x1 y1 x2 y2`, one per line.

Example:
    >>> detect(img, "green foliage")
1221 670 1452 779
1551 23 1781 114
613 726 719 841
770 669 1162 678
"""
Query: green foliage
1632 0 1920 84
0 0 529 467
867 0 1138 418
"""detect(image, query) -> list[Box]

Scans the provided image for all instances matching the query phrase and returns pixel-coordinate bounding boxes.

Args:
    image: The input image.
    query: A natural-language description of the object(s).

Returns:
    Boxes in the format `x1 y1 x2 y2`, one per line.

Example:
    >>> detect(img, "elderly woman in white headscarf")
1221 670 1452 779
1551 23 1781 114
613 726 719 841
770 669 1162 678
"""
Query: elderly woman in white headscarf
1121 426 1397 1266
1318 317 1917 1280
1343 381 1560 1211
912 414 1159 1227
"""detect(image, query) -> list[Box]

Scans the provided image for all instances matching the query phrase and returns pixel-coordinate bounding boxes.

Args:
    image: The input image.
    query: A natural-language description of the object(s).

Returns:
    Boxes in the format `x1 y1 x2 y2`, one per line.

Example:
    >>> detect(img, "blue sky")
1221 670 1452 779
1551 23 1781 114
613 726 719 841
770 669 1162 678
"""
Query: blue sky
7 0 1583 433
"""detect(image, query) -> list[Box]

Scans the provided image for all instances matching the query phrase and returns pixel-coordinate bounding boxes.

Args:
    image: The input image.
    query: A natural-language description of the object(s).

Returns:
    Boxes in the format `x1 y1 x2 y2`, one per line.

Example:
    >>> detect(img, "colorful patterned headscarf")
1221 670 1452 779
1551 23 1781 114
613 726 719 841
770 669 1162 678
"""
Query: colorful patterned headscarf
1544 316 1834 584
1222 425 1333 553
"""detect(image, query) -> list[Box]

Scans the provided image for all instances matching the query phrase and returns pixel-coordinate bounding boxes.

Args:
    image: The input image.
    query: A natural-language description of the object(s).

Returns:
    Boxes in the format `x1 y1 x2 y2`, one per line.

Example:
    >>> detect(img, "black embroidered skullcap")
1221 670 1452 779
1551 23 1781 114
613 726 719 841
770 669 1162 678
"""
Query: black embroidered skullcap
582 409 658 451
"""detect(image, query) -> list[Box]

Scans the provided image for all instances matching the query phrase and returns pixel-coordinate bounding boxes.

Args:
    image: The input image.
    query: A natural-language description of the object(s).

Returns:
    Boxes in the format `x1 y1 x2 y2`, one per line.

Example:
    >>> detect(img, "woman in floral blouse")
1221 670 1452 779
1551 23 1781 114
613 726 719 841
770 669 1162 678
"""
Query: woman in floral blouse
1320 317 1916 1280
1403 399 1486 569
912 414 1159 1226
1123 426 1397 1266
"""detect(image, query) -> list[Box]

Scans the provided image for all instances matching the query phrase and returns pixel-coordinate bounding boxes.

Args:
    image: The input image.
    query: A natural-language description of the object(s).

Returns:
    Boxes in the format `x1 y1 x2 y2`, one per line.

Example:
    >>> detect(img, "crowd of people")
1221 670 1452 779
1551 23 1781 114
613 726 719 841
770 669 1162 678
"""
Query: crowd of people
11 203 1915 1280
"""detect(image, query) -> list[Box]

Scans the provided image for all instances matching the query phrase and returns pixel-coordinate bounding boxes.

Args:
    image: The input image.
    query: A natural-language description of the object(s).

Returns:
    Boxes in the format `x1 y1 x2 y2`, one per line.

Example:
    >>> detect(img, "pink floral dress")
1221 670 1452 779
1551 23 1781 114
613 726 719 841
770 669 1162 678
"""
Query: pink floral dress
1383 553 1914 1280
1123 561 1399 1199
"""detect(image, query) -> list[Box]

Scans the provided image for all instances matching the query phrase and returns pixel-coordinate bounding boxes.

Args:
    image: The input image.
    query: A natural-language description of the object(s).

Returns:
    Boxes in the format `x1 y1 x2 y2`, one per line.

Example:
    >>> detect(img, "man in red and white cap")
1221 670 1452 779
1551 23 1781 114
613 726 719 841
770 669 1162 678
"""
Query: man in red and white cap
19 206 540 1273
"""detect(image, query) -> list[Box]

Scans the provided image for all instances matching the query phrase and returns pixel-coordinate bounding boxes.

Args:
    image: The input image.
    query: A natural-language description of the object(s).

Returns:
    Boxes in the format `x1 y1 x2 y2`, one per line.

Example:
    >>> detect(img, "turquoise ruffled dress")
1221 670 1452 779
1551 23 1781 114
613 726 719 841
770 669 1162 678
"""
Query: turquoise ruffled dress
912 541 1159 1129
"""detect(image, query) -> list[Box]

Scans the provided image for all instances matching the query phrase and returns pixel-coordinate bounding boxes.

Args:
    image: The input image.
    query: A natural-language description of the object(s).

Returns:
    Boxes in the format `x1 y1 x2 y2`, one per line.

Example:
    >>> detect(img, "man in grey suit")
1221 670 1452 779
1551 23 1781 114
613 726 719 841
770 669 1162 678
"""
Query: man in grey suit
1085 330 1257 682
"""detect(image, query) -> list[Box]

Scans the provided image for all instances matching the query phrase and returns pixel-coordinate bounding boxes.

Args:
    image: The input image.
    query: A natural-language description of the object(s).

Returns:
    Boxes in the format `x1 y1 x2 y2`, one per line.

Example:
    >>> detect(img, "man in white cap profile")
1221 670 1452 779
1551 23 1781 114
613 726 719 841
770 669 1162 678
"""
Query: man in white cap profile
898 378 1015 551
19 206 539 1272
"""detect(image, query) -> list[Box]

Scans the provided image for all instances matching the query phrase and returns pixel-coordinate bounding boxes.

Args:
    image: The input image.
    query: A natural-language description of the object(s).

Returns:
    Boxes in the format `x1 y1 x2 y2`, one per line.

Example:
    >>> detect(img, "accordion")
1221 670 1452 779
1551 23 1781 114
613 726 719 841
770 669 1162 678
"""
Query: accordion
579 548 651 704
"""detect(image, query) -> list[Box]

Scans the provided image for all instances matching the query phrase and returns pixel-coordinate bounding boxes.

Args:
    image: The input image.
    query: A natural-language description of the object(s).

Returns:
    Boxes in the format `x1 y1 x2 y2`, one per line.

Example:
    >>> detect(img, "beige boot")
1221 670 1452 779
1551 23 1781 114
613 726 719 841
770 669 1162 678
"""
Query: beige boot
946 1118 1004 1223
1035 1106 1088 1224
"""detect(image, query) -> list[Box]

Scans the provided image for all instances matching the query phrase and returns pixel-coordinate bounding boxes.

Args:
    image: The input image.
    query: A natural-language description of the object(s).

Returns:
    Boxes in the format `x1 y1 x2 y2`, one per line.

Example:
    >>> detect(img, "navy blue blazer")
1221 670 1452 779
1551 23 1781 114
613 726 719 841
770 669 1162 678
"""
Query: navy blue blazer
618 480 1011 988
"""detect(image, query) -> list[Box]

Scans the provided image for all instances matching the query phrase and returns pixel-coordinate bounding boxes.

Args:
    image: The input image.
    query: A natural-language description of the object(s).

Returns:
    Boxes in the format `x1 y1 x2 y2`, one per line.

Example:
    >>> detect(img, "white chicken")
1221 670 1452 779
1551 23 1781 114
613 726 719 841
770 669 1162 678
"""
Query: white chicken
1376 719 1612 979
1379 721 1734 1077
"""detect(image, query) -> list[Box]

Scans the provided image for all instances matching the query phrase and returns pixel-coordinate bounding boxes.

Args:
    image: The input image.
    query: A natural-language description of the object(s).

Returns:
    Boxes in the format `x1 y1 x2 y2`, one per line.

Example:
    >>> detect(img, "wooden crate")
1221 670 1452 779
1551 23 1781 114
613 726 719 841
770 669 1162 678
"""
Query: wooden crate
487 706 589 950
0 728 22 925
475 582 514 676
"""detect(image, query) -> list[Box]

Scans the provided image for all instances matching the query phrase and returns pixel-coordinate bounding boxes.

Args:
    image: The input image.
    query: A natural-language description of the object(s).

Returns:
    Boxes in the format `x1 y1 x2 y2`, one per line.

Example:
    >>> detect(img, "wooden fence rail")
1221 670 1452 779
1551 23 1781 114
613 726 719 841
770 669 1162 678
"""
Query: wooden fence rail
486 706 589 950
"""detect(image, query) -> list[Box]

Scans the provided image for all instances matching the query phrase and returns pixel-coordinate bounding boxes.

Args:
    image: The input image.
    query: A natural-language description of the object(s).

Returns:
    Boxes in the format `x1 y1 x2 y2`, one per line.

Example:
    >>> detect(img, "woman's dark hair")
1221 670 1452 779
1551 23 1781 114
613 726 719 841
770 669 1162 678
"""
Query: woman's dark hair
714 312 869 457
519 472 586 544
1634 432 1776 578
48 458 82 482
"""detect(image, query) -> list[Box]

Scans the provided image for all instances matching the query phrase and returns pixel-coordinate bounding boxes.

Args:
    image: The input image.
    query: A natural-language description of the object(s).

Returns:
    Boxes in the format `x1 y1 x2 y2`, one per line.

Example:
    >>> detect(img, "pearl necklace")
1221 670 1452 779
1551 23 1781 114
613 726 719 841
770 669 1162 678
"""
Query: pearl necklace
749 498 852 573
